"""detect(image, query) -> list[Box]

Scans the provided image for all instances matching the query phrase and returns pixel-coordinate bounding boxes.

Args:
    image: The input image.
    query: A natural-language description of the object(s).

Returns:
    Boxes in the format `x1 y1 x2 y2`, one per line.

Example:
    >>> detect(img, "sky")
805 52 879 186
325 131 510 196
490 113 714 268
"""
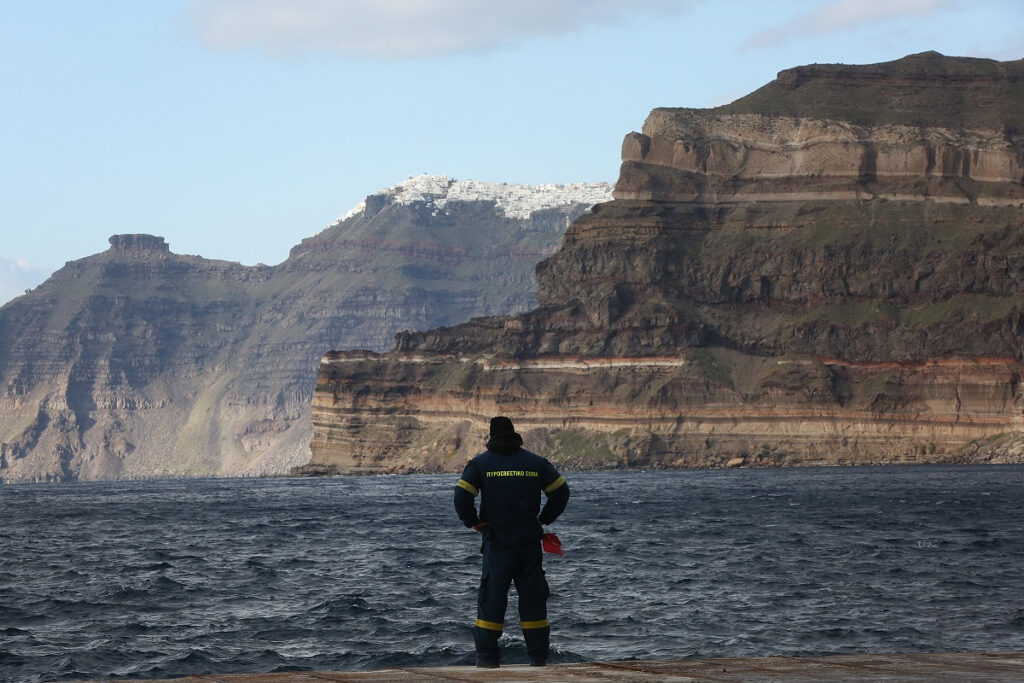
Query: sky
1 0 1022 304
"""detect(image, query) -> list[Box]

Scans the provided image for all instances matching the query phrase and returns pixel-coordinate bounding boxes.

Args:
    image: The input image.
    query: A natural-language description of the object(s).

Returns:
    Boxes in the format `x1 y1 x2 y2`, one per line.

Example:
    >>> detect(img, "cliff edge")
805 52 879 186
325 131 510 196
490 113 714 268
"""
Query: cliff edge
309 53 1024 473
0 178 611 483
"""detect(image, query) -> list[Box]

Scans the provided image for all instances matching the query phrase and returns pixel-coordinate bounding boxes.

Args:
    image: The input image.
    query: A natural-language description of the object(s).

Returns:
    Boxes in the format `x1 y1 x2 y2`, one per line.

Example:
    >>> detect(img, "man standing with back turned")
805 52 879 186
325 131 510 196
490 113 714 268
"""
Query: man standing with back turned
454 416 570 668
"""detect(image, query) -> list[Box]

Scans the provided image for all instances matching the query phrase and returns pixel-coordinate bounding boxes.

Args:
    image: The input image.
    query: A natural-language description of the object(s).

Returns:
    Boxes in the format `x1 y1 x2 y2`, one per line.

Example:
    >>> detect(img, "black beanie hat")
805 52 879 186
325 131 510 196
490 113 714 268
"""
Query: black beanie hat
489 416 516 437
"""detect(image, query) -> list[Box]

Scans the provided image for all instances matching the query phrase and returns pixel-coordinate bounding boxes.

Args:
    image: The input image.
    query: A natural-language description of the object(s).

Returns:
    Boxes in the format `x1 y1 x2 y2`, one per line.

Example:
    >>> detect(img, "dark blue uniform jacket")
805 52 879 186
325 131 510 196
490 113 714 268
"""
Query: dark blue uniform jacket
454 446 569 547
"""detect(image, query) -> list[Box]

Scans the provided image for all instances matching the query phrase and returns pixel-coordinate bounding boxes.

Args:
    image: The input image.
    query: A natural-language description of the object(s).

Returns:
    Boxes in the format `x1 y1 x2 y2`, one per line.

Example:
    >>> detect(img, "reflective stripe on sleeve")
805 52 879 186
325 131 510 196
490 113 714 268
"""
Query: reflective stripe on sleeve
456 479 479 496
543 476 565 494
521 619 549 629
475 618 503 631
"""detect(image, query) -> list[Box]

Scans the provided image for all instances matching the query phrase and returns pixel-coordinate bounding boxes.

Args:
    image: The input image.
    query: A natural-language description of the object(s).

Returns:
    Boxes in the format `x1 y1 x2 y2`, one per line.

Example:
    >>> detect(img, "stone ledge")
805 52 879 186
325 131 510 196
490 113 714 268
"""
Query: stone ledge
75 651 1024 681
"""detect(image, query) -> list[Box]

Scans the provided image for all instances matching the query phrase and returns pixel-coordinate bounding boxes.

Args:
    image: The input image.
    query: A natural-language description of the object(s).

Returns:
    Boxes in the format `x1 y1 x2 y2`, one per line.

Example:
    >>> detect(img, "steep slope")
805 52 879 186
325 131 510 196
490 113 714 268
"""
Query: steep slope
0 177 612 483
309 53 1024 473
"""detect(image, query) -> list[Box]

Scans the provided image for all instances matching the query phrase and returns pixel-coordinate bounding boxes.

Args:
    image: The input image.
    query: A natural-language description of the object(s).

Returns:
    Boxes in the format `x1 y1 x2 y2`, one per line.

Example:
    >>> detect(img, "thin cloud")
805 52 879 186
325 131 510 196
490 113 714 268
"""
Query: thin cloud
0 257 52 306
741 0 954 51
189 0 697 59
985 32 1024 61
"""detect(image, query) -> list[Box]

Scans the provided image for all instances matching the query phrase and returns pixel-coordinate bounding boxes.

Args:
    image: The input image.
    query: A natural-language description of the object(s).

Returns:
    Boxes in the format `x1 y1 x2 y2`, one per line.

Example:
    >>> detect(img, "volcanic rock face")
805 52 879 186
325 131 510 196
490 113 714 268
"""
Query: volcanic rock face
310 53 1024 474
0 177 611 483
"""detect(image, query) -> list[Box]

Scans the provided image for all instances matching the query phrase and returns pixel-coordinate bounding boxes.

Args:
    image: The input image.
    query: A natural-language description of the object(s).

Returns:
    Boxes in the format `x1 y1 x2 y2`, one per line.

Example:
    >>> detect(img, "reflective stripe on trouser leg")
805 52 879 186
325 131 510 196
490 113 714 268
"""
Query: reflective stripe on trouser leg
475 619 503 631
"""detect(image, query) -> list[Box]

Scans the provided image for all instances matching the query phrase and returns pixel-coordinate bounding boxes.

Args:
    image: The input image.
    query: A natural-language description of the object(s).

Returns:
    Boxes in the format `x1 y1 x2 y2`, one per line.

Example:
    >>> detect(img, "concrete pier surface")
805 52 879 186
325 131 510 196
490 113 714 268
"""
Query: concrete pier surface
82 651 1024 681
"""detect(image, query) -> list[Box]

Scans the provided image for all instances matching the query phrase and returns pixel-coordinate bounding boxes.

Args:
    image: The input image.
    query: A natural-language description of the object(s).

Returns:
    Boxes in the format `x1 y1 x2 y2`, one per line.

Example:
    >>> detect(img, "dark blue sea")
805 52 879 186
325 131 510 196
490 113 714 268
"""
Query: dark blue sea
2 466 1024 681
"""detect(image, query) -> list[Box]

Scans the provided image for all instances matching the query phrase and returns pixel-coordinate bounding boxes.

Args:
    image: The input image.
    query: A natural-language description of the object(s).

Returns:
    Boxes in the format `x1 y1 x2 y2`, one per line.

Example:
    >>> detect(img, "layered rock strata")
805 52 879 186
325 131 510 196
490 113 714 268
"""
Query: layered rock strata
0 177 611 483
310 53 1024 473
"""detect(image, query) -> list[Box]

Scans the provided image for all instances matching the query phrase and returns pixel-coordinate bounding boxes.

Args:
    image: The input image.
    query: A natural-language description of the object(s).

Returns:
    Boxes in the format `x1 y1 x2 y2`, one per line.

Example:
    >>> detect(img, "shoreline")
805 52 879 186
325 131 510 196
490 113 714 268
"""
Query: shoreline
6 458 1024 486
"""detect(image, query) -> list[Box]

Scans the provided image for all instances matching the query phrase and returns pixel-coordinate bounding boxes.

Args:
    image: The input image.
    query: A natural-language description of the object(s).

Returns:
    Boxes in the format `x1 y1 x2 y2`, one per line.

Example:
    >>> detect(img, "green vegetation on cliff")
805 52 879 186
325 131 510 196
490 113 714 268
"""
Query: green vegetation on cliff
716 51 1024 131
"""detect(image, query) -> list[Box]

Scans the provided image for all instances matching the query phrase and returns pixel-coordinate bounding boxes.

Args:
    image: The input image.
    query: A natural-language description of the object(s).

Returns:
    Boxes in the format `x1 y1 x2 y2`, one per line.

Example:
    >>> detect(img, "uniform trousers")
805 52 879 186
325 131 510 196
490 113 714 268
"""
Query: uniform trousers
473 539 550 663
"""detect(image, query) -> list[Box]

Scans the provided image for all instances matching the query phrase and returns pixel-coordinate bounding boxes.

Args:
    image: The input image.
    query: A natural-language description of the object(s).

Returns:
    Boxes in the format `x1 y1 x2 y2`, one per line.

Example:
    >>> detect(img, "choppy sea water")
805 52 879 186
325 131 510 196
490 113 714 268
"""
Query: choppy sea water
2 466 1024 681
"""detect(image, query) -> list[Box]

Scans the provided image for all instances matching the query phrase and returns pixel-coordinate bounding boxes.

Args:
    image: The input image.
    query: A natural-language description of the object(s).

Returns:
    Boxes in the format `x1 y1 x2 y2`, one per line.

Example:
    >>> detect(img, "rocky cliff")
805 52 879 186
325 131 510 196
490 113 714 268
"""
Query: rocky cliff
0 177 612 483
309 53 1024 474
